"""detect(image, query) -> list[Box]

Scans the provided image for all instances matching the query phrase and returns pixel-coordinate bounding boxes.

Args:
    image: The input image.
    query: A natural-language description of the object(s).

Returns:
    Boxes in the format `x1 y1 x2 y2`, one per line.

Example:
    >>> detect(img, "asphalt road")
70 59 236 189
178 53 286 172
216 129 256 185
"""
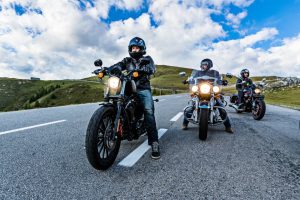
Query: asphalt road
0 94 299 199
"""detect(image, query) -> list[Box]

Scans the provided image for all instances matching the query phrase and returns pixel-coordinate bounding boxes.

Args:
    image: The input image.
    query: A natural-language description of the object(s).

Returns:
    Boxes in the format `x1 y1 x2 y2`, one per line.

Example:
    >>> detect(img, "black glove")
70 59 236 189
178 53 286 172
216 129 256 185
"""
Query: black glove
124 57 132 64
140 66 151 74
93 69 102 75
139 57 151 66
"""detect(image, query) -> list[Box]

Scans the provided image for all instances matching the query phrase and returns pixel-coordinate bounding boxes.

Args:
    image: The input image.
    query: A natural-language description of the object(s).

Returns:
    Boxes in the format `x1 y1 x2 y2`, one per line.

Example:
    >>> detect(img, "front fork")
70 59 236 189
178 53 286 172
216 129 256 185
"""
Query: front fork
112 101 123 140
198 99 211 123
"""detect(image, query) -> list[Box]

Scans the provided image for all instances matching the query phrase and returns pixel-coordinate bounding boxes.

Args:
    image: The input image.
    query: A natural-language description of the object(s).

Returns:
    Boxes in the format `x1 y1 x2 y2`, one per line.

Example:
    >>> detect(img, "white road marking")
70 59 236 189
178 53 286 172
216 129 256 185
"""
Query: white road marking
0 120 67 136
170 112 183 122
159 99 166 102
118 128 168 167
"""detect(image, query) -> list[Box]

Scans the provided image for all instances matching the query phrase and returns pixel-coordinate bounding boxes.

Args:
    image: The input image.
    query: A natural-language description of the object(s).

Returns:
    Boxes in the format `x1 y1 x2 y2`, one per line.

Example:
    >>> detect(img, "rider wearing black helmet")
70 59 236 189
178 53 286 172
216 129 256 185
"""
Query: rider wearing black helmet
182 58 234 133
107 37 160 159
236 68 253 108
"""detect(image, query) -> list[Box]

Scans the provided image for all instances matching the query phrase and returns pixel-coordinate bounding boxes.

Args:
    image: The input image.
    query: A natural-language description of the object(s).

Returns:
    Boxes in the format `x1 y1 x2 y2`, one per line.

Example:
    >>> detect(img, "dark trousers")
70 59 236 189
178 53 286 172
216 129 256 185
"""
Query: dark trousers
183 98 231 128
136 89 158 145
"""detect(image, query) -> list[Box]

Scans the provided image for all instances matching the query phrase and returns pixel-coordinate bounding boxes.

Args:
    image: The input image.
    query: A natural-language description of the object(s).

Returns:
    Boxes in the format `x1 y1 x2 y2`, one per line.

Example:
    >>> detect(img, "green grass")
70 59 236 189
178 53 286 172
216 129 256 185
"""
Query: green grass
0 78 104 111
264 86 300 109
0 67 298 111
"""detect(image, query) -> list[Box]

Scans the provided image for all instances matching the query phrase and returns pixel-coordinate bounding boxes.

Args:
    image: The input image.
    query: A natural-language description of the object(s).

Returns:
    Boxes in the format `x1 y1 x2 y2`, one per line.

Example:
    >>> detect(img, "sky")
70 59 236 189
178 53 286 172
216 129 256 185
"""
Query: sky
0 0 300 79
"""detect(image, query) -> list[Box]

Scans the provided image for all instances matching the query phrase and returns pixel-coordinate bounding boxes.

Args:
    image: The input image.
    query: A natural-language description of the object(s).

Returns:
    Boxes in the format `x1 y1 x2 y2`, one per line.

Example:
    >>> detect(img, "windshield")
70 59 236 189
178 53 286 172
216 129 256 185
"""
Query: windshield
190 75 218 84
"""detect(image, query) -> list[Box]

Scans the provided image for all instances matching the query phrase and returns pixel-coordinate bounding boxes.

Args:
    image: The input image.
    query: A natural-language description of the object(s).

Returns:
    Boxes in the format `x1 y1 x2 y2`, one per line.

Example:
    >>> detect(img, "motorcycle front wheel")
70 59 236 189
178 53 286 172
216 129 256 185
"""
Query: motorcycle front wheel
252 99 266 120
199 108 209 141
85 106 121 170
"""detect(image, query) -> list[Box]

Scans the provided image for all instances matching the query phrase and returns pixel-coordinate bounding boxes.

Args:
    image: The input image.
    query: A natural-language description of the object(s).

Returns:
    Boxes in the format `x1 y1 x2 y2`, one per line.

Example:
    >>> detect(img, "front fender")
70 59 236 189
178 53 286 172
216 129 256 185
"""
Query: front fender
253 94 264 100
99 102 114 107
199 101 210 109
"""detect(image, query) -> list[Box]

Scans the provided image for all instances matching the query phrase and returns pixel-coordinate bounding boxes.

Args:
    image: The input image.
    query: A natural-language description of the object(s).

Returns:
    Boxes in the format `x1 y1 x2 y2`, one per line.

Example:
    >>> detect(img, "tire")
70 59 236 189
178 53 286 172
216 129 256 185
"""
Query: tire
85 106 121 170
252 100 266 120
199 108 209 141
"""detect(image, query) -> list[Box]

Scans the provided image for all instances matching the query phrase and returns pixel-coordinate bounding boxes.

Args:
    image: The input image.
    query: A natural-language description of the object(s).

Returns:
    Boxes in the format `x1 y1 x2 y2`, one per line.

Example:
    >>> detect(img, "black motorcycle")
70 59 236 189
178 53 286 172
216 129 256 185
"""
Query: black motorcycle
85 59 154 170
229 80 266 120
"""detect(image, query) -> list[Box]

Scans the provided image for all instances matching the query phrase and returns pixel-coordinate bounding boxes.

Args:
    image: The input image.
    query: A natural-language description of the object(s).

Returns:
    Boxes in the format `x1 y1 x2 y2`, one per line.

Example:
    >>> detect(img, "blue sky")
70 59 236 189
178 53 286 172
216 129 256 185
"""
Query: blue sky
1 0 300 79
241 0 300 44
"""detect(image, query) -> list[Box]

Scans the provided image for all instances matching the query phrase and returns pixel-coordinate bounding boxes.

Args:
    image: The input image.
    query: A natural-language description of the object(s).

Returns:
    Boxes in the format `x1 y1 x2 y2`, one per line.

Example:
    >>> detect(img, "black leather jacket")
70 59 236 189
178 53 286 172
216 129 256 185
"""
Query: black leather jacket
108 56 156 90
236 77 253 91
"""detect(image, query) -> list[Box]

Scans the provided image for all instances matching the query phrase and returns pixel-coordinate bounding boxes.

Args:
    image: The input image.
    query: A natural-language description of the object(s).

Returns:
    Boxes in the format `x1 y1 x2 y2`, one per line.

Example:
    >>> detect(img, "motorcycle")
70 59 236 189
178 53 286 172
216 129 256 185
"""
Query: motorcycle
180 72 230 141
85 59 156 170
228 78 266 120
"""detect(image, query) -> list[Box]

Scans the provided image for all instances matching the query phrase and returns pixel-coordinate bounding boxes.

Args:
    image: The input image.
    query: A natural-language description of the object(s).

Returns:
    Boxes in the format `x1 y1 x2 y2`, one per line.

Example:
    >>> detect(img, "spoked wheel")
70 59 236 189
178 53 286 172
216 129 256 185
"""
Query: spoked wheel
252 100 266 120
86 106 121 170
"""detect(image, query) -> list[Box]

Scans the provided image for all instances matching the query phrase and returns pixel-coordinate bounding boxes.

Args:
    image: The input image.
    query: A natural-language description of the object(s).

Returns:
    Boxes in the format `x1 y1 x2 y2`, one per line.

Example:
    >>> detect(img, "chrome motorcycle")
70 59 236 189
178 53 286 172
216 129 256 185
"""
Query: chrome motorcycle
180 72 230 141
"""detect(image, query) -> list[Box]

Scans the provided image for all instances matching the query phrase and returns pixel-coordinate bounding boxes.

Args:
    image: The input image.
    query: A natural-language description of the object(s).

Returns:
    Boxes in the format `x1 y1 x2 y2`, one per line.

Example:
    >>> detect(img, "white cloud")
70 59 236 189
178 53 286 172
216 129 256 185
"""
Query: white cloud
0 0 299 80
0 0 122 79
226 11 247 28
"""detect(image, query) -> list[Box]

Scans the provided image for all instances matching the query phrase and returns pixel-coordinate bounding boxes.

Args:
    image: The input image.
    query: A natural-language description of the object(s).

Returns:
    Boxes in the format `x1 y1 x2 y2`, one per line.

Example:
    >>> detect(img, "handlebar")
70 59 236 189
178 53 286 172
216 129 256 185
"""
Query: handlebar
93 67 149 80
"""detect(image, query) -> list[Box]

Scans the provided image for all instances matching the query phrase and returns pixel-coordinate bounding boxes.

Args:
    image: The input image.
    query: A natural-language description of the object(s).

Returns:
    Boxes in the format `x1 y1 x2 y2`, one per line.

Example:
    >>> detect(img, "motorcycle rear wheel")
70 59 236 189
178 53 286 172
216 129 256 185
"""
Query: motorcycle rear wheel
85 106 121 170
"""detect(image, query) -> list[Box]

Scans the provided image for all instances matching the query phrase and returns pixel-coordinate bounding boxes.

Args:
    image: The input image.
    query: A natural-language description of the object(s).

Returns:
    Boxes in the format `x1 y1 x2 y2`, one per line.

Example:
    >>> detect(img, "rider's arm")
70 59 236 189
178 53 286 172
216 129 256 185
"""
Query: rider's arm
249 78 253 85
108 58 128 72
236 78 243 90
187 70 198 84
215 71 223 85
140 56 156 75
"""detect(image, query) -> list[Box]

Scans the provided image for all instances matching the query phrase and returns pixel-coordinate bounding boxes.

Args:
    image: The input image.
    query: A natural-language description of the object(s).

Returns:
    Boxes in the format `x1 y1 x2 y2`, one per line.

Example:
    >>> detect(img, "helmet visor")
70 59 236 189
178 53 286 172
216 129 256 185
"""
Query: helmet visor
201 61 209 66
201 61 209 70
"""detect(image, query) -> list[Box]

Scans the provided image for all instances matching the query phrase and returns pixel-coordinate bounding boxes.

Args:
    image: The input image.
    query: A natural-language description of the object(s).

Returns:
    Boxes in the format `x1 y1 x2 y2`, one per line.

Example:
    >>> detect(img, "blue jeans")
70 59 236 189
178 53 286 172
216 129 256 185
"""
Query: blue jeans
183 98 231 128
237 90 244 105
136 89 158 145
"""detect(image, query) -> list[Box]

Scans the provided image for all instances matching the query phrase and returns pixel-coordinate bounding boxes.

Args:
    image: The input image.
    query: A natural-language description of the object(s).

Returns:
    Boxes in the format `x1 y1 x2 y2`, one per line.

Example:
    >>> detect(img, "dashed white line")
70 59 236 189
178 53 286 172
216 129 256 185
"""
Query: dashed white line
170 112 183 122
0 120 67 136
118 128 168 167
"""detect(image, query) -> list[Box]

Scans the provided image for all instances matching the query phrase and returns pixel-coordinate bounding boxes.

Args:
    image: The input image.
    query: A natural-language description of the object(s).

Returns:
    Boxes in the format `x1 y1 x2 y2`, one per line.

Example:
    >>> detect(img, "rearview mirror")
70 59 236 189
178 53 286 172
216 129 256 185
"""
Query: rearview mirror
179 72 186 77
226 73 233 79
94 59 103 67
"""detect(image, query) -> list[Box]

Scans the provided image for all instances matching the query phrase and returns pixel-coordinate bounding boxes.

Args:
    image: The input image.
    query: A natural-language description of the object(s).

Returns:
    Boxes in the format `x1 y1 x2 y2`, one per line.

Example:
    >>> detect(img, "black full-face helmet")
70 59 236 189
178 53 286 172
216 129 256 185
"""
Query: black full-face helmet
200 58 213 71
128 37 146 59
240 68 250 78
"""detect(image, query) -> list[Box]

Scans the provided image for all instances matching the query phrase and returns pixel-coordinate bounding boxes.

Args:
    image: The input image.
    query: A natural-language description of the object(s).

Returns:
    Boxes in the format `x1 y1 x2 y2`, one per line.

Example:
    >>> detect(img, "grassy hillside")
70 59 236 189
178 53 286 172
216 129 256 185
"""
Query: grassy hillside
0 66 299 111
0 78 103 111
0 65 191 112
264 86 300 109
151 65 192 90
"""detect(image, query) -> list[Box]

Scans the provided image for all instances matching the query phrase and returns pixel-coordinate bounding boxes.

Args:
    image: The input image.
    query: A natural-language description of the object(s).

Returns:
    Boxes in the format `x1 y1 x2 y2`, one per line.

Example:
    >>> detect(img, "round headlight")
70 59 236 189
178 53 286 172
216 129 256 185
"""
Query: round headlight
213 86 221 93
254 88 261 94
191 85 198 92
108 77 121 89
200 83 211 94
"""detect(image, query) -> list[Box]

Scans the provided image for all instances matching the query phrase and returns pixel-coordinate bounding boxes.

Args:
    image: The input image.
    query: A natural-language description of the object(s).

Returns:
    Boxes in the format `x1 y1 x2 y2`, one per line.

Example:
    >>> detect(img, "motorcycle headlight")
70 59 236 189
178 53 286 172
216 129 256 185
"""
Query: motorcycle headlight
191 85 198 92
107 77 121 89
200 83 211 94
254 88 261 94
213 86 221 93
